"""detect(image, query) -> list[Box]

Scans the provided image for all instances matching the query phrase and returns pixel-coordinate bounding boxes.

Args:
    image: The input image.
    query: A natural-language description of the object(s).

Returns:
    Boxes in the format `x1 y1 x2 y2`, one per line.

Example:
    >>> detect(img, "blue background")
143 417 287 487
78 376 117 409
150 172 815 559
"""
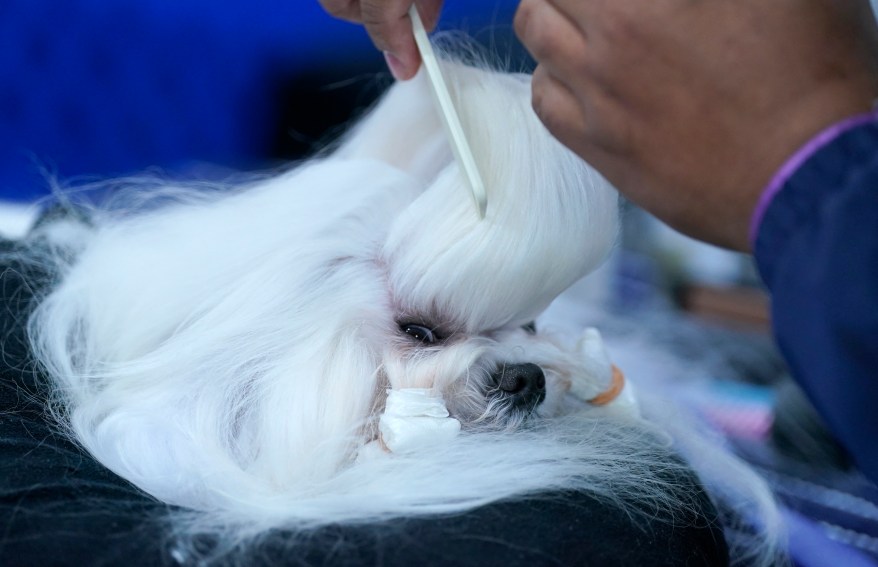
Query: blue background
0 0 522 200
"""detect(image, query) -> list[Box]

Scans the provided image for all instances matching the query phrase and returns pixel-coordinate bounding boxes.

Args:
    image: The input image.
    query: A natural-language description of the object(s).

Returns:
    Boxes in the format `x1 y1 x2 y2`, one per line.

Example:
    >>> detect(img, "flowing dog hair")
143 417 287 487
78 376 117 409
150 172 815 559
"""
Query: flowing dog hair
14 61 782 565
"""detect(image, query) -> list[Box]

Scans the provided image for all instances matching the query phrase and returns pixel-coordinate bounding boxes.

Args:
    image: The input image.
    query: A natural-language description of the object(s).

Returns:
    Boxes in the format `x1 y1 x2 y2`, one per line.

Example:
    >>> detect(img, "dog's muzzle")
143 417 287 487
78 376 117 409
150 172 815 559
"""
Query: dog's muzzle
491 362 547 412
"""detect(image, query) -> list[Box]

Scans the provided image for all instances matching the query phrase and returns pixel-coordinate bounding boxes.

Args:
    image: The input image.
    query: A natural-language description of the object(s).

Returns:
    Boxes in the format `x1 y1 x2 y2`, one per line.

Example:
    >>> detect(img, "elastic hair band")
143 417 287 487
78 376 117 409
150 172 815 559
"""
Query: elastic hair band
588 365 625 406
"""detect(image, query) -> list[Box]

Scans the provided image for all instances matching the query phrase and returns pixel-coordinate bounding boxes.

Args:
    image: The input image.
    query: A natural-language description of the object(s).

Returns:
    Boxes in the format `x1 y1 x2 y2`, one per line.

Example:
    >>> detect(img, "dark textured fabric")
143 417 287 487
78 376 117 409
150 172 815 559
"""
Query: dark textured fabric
0 240 728 566
754 122 878 485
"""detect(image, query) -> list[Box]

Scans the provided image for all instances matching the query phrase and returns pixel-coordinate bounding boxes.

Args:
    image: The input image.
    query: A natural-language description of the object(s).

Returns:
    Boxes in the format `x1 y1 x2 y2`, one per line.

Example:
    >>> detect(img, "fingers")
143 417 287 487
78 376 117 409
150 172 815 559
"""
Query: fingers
361 0 420 79
531 65 590 158
319 1 445 80
517 1 636 158
514 0 589 86
516 0 606 150
361 0 444 80
416 0 443 32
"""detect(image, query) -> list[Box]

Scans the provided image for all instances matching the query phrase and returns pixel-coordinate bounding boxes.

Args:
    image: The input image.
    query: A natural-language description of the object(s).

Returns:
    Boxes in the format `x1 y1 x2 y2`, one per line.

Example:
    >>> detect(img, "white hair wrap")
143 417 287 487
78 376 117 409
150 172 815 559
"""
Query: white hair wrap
379 389 461 453
573 328 639 414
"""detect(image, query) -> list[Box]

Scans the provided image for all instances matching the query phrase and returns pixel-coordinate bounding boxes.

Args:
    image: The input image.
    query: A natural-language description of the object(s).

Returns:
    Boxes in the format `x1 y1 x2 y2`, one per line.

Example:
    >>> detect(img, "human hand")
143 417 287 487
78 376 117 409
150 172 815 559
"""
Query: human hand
319 0 444 80
515 0 878 251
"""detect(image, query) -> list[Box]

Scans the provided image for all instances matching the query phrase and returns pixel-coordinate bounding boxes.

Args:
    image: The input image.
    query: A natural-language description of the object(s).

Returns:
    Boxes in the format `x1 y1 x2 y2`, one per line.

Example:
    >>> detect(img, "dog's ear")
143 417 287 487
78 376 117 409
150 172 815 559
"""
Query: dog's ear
334 68 453 183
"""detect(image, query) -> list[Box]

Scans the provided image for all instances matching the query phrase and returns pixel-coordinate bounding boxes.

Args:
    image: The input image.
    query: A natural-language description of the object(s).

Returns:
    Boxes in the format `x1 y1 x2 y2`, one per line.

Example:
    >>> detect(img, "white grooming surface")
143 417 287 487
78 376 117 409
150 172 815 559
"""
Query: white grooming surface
0 201 38 239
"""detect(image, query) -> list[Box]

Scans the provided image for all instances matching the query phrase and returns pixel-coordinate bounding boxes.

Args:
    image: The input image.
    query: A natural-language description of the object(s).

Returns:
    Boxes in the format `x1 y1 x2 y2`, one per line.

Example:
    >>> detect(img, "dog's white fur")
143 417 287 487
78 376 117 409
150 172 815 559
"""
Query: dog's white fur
23 62 781 564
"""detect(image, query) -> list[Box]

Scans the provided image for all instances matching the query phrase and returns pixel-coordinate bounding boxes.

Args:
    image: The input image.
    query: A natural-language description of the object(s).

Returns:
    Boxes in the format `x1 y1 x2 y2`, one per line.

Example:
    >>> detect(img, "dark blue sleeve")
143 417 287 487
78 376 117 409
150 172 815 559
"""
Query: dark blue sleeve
754 121 878 483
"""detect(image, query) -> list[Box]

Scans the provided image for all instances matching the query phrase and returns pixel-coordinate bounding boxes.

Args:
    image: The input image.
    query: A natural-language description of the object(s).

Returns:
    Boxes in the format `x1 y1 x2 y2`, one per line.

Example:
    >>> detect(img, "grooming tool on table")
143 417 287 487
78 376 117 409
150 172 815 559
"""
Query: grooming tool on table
409 5 487 218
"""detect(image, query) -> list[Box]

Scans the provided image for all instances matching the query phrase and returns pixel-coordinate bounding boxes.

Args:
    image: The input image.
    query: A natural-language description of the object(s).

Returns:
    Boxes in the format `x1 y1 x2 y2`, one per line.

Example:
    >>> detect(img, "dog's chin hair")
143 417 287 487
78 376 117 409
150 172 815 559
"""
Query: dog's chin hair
10 57 783 567
445 375 542 431
454 392 528 431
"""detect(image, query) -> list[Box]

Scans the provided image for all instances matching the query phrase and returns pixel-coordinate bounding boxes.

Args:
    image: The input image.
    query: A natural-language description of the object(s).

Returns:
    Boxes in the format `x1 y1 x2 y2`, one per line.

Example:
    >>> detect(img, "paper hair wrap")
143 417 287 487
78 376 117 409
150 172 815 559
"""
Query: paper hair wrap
571 328 637 412
378 388 462 453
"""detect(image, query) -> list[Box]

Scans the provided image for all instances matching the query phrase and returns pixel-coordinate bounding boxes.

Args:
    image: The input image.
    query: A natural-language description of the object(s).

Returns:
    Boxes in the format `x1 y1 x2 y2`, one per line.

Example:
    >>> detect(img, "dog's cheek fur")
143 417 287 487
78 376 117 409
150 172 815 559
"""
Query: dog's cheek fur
382 339 491 395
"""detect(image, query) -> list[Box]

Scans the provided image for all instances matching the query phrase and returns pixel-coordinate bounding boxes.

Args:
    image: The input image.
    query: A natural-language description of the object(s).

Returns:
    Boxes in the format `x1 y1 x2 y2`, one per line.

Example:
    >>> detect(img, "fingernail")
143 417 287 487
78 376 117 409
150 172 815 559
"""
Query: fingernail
384 51 408 81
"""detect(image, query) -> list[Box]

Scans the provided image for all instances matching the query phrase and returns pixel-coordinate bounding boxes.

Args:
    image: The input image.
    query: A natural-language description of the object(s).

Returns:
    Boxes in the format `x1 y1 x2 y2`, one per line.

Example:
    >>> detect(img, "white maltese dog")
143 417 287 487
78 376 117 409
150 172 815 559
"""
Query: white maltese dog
23 61 780 564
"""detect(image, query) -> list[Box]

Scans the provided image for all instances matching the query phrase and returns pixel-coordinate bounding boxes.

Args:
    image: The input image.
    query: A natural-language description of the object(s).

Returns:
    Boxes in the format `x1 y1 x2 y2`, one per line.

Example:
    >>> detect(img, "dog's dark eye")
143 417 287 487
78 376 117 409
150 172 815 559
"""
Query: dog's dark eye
522 321 537 334
401 323 437 344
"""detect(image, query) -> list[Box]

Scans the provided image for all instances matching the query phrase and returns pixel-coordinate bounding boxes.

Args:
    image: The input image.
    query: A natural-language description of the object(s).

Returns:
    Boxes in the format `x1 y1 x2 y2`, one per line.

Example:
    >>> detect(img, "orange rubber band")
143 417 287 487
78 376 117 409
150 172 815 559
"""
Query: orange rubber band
588 365 625 406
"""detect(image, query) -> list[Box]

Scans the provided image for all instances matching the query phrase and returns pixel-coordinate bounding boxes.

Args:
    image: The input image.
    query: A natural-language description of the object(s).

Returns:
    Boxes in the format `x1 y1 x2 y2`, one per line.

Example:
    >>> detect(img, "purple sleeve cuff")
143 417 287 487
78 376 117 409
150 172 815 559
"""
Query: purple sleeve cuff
748 112 878 248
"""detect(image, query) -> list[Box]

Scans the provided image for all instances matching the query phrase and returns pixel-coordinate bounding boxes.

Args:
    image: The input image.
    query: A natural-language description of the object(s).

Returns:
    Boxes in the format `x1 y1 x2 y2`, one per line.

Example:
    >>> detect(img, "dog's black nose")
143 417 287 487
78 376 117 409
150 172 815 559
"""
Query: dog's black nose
492 363 546 410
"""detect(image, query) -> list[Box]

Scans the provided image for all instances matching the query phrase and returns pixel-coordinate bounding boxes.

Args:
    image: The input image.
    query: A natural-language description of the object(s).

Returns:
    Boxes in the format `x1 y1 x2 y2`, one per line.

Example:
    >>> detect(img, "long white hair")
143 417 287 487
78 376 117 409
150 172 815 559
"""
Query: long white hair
16 60 782 565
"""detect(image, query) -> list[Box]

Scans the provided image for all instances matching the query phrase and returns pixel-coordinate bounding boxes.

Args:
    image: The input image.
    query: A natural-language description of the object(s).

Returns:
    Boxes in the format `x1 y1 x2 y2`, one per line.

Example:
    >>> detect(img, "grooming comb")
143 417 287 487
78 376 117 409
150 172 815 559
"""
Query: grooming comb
409 5 487 218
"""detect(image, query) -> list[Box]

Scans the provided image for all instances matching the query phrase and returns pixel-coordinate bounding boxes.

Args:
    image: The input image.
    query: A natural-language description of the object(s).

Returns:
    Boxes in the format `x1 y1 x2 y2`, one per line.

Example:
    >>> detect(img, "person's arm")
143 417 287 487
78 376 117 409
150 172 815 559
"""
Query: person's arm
513 0 878 251
513 0 878 481
754 116 878 482
318 0 443 80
